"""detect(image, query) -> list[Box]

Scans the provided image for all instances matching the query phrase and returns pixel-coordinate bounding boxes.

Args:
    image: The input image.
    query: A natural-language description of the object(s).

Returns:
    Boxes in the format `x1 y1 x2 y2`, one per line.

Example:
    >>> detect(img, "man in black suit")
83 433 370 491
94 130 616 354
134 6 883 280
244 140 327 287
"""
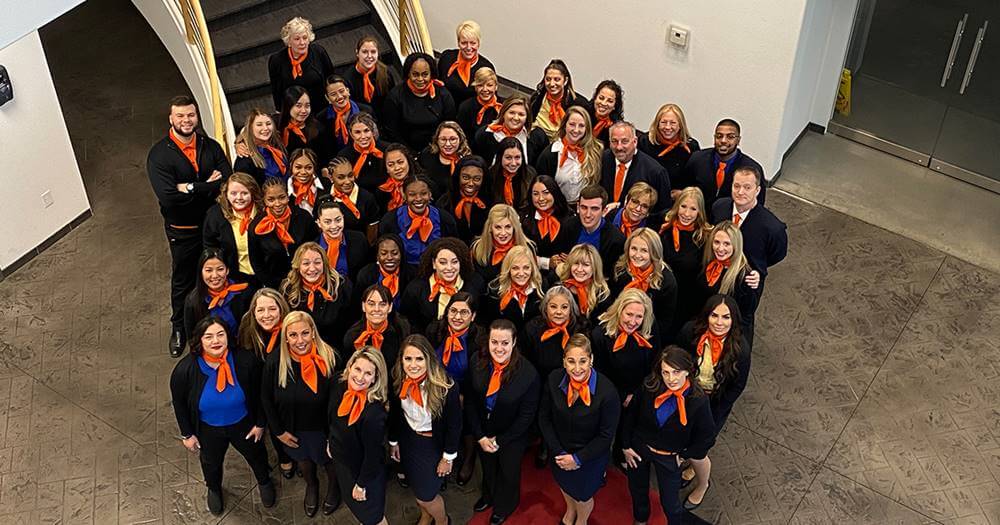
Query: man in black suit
551 185 625 273
146 95 229 356
601 122 671 214
684 118 765 210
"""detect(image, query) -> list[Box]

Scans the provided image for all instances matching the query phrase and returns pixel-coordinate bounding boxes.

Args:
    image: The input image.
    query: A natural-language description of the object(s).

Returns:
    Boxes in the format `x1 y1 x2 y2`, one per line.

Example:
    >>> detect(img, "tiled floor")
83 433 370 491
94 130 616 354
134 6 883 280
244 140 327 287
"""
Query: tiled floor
2 1 997 524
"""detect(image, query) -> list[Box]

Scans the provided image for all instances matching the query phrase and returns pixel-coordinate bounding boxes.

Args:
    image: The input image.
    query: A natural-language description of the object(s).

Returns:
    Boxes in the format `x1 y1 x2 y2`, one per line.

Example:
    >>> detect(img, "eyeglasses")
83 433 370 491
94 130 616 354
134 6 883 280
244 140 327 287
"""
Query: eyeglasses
439 137 460 144
448 308 473 318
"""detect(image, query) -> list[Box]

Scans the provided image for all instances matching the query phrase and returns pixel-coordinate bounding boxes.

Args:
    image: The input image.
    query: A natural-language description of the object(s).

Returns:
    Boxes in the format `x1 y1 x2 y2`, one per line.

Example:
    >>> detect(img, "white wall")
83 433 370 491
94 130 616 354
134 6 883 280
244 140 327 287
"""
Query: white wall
0 0 83 49
421 0 857 179
0 31 90 269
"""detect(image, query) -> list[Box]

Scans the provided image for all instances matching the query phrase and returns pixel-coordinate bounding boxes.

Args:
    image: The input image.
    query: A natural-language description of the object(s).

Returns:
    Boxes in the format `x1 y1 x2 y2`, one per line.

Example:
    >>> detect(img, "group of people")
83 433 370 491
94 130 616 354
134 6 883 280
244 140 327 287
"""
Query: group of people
147 16 789 525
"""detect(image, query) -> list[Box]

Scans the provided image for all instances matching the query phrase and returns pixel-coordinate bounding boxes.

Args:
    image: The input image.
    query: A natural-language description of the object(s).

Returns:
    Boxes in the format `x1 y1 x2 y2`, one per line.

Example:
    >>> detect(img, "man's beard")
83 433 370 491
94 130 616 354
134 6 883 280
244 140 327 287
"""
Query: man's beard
172 123 195 138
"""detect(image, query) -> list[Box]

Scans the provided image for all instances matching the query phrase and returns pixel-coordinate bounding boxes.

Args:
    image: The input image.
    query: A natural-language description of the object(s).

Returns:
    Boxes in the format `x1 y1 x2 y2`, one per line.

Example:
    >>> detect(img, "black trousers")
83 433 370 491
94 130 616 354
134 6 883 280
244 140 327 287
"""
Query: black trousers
198 416 271 493
625 445 683 524
165 224 202 332
479 439 527 518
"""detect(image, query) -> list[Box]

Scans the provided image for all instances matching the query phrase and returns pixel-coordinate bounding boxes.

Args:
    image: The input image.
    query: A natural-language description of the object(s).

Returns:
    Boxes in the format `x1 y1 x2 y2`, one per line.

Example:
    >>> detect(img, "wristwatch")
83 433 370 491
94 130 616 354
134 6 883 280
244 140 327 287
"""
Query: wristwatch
185 183 194 193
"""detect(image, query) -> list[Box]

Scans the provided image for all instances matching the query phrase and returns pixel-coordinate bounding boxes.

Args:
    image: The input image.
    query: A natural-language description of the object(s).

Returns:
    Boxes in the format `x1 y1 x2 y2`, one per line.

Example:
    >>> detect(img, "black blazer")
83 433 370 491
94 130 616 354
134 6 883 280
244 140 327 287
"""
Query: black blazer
456 96 501 142
622 385 715 460
591 323 661 400
676 321 751 429
268 43 335 114
437 49 496 106
520 207 569 259
684 148 766 210
436 192 490 244
521 316 589 384
353 263 416 307
399 272 486 329
260 357 334 436
660 227 704 338
637 134 700 191
388 381 463 455
538 370 620 463
233 155 279 187
418 148 462 199
327 381 387 487
182 283 255 341
599 149 672 214
288 277 355 350
314 101 376 165
551 216 626 275
202 205 257 280
146 133 229 227
337 63 400 120
480 288 542 336
382 84 457 152
464 353 540 445
608 269 679 334
710 198 787 280
337 141 389 194
473 126 549 166
169 349 263 438
248 207 318 290
343 317 410 374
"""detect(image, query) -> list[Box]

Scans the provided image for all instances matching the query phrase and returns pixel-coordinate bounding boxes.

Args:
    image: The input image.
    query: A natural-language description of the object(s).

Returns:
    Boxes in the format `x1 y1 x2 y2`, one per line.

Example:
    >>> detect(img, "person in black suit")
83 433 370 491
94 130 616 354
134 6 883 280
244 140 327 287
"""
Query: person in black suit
354 234 413 309
388 335 462 525
382 53 457 152
399 237 485 329
622 346 716 524
280 242 354 348
169 316 275 515
607 228 678 334
601 121 671 214
489 138 535 210
538 334 620 525
249 178 317 290
267 17 334 115
480 245 543 333
683 118 766 211
637 103 700 198
437 20 497 106
528 59 588 142
659 186 713 339
183 249 254 342
202 172 261 285
466 319 541 525
147 95 229 355
551 185 625 274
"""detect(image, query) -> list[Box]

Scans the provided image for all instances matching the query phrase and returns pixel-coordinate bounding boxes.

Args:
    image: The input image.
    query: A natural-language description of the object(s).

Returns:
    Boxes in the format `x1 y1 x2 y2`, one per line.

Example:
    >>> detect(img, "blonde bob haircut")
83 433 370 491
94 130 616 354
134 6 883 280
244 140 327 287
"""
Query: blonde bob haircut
456 20 481 42
490 245 544 300
625 181 658 209
342 346 390 406
555 244 610 315
216 172 262 221
281 17 315 45
281 242 343 308
555 106 602 187
238 288 290 359
473 67 497 87
470 204 536 266
277 311 336 388
392 335 454 418
702 221 751 296
648 103 692 145
663 186 711 247
598 288 654 339
614 227 668 290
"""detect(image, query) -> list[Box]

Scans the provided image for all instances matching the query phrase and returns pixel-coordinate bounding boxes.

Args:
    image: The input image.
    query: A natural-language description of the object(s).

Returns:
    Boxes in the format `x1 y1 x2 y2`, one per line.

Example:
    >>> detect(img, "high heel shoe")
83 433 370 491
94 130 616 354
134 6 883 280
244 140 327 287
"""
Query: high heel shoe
683 480 711 511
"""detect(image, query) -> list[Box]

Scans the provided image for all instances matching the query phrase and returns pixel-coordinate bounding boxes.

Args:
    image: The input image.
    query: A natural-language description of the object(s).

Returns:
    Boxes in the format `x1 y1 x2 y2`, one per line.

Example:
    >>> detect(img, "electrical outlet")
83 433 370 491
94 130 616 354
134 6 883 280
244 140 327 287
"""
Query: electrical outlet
668 25 689 48
41 190 53 208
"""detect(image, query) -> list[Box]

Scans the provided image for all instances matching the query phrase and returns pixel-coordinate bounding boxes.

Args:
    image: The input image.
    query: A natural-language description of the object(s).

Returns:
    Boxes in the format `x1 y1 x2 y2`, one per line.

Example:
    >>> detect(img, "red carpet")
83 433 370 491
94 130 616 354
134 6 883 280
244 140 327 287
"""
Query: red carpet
466 453 667 525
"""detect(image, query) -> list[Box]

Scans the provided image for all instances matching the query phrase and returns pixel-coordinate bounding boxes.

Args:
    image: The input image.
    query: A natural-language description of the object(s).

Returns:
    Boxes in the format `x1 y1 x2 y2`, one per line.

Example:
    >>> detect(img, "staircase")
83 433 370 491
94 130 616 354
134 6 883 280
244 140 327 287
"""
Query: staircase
202 0 400 123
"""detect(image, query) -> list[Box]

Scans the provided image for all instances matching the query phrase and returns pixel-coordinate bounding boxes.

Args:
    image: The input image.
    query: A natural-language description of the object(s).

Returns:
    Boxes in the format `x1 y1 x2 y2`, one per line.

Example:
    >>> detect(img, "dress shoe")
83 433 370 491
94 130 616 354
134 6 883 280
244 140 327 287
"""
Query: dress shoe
169 329 185 358
683 480 711 511
279 462 297 479
488 513 507 525
206 489 224 515
304 485 319 517
258 479 276 508
322 497 340 515
473 497 491 513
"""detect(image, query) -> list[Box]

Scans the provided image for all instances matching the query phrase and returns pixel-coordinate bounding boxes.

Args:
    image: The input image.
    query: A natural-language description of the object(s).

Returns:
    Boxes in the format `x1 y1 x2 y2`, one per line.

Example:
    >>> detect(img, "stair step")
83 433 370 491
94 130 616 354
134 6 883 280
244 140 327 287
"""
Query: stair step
201 0 268 23
229 93 275 124
219 26 389 95
212 0 369 58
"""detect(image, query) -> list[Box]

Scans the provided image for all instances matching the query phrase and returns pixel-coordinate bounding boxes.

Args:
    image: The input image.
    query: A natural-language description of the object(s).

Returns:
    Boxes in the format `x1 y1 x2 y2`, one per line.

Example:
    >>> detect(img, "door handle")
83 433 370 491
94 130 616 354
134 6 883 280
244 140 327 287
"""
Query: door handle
959 20 988 94
941 13 968 87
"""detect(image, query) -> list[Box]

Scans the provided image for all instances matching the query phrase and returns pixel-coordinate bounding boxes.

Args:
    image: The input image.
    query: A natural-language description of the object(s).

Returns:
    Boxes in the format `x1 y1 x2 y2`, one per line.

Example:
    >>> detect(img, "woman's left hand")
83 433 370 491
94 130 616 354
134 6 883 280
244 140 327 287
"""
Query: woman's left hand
352 484 366 501
745 270 760 289
436 458 453 477
554 454 579 471
245 426 264 442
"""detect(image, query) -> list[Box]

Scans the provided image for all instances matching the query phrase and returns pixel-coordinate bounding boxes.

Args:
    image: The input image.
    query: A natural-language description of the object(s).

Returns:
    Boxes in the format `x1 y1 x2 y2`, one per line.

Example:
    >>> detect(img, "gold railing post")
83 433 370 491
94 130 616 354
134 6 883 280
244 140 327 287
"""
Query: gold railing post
398 0 411 55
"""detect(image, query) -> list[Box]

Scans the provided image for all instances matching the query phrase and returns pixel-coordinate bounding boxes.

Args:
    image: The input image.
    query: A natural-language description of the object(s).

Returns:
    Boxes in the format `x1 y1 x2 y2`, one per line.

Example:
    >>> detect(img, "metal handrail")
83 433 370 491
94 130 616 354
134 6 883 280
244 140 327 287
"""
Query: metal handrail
176 0 229 151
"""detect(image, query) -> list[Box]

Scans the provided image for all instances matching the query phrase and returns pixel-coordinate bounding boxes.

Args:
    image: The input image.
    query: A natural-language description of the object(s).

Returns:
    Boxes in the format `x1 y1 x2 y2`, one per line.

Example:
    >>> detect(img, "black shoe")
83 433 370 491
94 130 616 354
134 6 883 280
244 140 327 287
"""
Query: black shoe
258 479 276 508
304 485 319 517
169 329 185 358
488 514 507 525
322 497 340 515
279 462 297 479
396 472 409 488
473 497 491 513
683 480 711 511
206 489 224 515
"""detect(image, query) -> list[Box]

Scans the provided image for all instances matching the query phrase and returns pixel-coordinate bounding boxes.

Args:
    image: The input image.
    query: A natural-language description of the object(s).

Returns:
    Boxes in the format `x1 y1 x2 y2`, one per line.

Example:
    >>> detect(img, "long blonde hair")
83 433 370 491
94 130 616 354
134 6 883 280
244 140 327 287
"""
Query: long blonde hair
555 244 610 313
597 288 654 339
614 228 668 290
663 186 711 247
237 109 286 170
342 347 389 406
470 204 536 266
647 103 692 145
277 311 337 388
556 106 602 187
490 245 543 298
702 221 750 295
392 335 454 418
281 242 343 307
238 288 290 359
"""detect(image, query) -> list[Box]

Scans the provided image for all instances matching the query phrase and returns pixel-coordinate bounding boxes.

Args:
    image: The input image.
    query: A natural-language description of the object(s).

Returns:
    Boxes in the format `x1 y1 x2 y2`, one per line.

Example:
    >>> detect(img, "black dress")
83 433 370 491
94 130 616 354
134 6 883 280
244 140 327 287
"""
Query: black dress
288 277 355 350
637 134 700 192
660 226 704 338
268 43 335 115
382 84 457 152
327 381 388 525
591 324 661 402
436 49 496 106
248 207 318 290
387 382 462 501
260 357 334 463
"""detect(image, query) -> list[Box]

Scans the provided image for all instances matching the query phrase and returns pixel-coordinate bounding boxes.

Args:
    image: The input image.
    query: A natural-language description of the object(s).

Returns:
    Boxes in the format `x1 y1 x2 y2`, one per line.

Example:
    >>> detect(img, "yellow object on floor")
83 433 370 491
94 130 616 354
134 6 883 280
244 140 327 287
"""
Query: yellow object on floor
836 68 852 116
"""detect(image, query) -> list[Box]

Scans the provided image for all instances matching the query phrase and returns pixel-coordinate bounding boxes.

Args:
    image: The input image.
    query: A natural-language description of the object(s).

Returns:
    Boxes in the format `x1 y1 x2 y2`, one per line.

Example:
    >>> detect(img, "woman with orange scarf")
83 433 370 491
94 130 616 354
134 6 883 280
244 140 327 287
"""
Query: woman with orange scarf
555 244 612 324
660 186 712 337
316 75 375 160
372 143 414 216
344 284 411 378
437 155 490 243
470 204 535 284
267 17 334 116
327 348 390 525
675 295 750 512
528 59 588 142
335 112 386 194
608 182 659 238
488 138 535 210
339 36 397 118
609 228 678 333
456 67 502 141
686 221 759 335
233 110 288 185
202 172 261 284
382 53 456 152
278 86 322 154
169 317 275 516
280 242 353 348
261 312 339 517
419 121 472 198
622 346 716 524
586 79 624 147
286 148 330 215
325 156 380 238
377 175 458 268
248 178 317 289
638 103 701 199
473 96 548 165
465 320 540 525
534 106 603 205
183 249 255 341
591 289 660 413
437 20 496 106
520 175 569 269
354 234 413 309
481 246 543 334
314 199 370 282
400 237 485 330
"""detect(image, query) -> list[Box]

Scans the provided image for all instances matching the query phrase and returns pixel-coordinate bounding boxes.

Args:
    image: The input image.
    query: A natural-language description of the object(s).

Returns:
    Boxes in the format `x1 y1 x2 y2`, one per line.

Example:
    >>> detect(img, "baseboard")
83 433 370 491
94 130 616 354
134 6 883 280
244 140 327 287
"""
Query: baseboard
0 208 93 281
770 122 826 186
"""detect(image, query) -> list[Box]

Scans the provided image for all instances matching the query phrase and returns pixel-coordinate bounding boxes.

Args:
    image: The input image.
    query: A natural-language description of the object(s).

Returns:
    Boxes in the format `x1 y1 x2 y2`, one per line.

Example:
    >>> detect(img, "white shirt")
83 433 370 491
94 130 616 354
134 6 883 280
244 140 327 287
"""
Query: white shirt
731 202 752 227
492 128 529 160
552 140 585 203
288 177 326 215
389 381 459 461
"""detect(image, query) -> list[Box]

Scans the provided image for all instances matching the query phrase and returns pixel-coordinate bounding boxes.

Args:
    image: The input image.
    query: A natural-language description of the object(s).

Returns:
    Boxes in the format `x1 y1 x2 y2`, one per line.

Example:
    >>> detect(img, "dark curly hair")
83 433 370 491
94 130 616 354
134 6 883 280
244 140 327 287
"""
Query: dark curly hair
416 237 473 279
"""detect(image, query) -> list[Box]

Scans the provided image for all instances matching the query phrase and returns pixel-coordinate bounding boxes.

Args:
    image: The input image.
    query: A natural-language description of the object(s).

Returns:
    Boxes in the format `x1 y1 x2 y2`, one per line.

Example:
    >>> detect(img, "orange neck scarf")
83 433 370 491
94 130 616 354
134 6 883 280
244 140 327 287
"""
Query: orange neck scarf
537 208 560 241
379 265 399 297
545 91 565 126
705 257 731 287
477 95 502 125
428 275 458 301
399 374 426 407
288 47 307 79
499 282 530 311
486 359 507 397
657 137 690 157
447 52 478 86
333 188 361 218
265 327 280 355
303 279 332 311
292 179 316 208
337 386 367 426
203 349 235 392
234 205 254 235
261 144 287 174
541 320 570 348
254 207 295 247
332 103 351 143
283 121 307 148
406 207 434 241
559 138 584 168
454 194 485 224
322 233 342 269
593 116 612 137
654 380 689 426
625 262 653 292
352 141 384 176
355 63 376 102
667 220 696 252
291 343 328 394
562 278 591 314
207 281 249 309
441 152 460 175
501 170 517 205
697 331 726 364
490 239 514 266
620 210 640 238
613 329 652 352
566 370 592 407
378 177 405 211
487 122 519 138
407 78 443 98
353 320 386 350
442 326 467 366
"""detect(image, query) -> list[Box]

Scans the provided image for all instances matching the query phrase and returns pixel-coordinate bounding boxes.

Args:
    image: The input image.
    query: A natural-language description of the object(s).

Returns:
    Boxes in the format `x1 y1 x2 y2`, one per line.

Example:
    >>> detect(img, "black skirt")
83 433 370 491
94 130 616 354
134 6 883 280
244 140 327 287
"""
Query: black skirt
399 426 446 502
334 462 386 525
283 430 330 465
551 452 609 502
